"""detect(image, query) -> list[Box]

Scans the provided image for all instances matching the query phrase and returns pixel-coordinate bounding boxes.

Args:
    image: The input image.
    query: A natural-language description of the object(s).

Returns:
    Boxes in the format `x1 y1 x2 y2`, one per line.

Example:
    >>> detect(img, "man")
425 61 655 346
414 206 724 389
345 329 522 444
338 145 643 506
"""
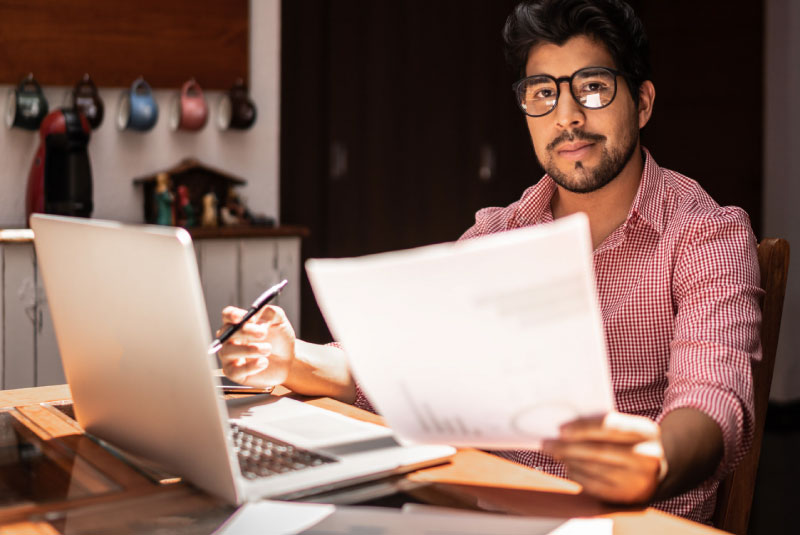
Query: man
218 0 762 524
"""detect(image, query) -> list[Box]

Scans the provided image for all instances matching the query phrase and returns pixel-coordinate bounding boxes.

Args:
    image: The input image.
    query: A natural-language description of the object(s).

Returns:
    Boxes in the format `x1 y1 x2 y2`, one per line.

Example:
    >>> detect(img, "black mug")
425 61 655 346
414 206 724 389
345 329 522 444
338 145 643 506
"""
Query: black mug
5 74 49 131
71 73 104 129
217 78 257 130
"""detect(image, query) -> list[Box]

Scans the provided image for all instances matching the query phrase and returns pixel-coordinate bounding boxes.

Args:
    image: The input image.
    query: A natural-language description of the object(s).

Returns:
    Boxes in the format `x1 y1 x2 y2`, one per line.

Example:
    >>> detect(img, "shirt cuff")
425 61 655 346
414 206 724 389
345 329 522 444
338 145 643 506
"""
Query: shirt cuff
324 341 377 414
658 386 749 479
352 382 377 413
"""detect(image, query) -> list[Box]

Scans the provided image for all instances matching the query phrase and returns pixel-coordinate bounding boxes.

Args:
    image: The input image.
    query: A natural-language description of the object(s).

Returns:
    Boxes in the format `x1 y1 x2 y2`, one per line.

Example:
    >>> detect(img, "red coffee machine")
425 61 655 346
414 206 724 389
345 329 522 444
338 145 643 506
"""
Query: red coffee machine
26 108 93 225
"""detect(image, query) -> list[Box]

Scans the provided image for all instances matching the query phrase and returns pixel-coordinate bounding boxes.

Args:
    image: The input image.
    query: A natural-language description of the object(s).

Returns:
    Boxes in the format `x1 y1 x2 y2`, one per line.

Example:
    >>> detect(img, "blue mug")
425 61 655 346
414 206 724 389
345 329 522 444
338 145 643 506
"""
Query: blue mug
117 77 158 131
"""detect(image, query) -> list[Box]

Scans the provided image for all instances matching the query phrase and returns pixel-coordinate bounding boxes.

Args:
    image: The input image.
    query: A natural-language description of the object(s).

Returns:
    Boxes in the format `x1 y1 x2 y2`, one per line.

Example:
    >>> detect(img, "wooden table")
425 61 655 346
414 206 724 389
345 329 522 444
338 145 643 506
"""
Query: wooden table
0 385 726 534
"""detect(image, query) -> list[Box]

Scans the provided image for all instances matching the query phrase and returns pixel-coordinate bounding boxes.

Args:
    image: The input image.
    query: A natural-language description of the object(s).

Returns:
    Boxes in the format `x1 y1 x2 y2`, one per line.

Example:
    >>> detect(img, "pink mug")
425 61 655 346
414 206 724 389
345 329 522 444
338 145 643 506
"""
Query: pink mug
170 78 208 131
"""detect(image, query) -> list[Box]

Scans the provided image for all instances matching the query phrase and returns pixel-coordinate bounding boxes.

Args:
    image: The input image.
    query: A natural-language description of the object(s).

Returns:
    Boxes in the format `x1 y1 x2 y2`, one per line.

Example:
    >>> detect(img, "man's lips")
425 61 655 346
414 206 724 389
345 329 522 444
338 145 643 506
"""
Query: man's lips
556 142 595 161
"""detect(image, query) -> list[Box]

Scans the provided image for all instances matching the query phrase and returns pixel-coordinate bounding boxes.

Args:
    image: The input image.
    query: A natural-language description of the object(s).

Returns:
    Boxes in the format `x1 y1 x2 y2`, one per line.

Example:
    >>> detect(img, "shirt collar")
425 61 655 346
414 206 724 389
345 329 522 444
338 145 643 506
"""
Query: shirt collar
625 147 665 236
512 175 557 227
515 147 666 236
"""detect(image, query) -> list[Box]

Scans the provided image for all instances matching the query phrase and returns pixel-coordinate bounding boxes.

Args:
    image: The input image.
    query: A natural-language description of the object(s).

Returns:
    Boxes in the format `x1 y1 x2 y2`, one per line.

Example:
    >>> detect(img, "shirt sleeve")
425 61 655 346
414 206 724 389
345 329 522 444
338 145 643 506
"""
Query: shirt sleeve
325 341 377 413
662 206 763 477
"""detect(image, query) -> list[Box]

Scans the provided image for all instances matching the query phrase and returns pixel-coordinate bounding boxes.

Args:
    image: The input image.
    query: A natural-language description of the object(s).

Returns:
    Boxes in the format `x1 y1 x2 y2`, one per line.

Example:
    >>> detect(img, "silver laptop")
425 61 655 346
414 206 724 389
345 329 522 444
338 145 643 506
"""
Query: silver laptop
30 214 455 505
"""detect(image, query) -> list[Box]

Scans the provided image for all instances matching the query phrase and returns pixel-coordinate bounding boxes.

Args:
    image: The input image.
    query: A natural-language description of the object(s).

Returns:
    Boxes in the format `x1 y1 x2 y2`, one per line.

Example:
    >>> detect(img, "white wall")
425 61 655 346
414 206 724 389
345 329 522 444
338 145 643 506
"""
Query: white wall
0 0 280 228
765 0 800 402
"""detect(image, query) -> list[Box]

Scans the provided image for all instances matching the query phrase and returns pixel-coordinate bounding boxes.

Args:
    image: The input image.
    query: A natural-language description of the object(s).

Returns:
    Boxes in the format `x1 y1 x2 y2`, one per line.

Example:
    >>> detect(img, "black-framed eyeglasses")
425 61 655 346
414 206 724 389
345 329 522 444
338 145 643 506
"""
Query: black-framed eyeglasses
512 66 626 117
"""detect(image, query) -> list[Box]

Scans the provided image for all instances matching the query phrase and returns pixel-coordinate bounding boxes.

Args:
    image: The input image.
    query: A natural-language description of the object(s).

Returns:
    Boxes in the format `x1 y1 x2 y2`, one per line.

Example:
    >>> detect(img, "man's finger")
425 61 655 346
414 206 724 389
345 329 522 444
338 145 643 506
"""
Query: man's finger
543 439 653 469
219 342 272 364
221 306 247 324
222 353 270 379
564 461 618 493
257 305 288 326
221 323 268 343
566 458 660 504
560 412 659 443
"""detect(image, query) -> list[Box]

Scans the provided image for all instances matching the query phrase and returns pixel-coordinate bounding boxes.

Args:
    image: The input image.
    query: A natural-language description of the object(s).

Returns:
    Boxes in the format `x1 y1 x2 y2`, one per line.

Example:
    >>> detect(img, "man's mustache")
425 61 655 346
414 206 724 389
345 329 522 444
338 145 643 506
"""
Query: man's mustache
547 130 606 151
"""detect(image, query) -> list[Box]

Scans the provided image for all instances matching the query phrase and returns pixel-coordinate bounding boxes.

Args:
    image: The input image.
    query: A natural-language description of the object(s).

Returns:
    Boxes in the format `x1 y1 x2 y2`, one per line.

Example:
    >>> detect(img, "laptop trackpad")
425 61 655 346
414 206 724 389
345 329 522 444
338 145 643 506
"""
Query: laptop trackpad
228 396 393 450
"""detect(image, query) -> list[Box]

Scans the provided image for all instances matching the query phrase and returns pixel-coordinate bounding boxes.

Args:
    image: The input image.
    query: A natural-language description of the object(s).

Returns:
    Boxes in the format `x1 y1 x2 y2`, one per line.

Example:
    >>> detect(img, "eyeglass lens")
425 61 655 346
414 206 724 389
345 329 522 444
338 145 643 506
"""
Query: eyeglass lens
518 68 617 117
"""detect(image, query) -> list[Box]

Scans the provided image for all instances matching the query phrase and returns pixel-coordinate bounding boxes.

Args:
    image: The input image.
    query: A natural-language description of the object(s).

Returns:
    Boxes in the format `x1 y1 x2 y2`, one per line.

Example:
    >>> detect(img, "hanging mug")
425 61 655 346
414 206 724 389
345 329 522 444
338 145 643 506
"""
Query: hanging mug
117 77 159 131
5 74 49 130
71 73 104 129
170 78 208 131
217 78 257 130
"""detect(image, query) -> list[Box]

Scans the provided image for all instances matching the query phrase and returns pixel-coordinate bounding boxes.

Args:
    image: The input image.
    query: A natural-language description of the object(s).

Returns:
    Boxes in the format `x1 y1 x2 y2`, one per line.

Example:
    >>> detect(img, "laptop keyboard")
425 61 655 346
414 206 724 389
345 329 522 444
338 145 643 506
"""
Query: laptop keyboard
230 424 337 480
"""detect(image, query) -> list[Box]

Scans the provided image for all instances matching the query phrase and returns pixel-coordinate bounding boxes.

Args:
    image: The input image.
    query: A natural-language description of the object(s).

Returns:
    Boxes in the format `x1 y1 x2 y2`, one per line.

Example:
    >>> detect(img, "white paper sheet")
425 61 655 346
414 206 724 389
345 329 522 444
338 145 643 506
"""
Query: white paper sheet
400 504 613 535
214 500 335 534
306 213 614 449
305 506 610 535
215 500 613 535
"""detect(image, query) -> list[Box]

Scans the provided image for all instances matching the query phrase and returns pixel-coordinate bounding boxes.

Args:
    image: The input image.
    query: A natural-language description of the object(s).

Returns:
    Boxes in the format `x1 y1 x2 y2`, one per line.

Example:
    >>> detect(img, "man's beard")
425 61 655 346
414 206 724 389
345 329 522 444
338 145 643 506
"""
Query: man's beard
541 126 638 194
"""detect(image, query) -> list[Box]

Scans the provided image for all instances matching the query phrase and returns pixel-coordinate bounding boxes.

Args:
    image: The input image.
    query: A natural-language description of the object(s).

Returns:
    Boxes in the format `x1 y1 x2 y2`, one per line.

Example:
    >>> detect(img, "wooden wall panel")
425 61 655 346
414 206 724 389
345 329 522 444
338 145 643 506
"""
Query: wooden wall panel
0 0 248 89
197 239 240 334
276 238 301 332
35 275 64 387
240 238 280 321
0 246 4 389
3 244 36 389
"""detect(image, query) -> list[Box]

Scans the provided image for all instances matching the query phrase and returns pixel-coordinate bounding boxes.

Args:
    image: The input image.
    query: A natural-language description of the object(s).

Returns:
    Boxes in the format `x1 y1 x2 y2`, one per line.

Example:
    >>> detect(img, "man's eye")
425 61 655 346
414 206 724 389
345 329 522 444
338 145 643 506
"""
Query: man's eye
525 86 556 100
579 81 608 93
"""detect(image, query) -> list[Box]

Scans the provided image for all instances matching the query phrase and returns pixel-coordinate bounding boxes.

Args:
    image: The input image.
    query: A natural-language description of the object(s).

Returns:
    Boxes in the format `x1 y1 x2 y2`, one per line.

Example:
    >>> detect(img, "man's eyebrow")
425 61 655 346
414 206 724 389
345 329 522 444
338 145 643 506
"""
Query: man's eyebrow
523 74 554 82
575 67 615 77
525 66 617 79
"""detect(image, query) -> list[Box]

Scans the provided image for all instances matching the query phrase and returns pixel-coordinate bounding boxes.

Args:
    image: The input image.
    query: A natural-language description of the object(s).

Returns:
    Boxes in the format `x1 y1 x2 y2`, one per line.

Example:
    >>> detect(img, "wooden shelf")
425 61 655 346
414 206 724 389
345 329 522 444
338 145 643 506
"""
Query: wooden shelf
188 225 310 240
0 226 309 244
0 0 248 89
0 229 34 243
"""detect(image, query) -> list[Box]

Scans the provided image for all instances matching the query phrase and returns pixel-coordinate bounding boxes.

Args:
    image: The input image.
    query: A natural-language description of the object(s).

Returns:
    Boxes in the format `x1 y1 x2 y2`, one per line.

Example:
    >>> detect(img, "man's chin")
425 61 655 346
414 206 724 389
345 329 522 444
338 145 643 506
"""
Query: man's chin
548 168 606 194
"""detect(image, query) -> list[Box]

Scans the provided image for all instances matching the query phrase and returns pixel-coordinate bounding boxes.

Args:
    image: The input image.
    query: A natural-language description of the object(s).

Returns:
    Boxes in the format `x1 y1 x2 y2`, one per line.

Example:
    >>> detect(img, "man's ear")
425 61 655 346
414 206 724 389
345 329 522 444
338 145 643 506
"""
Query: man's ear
637 80 655 129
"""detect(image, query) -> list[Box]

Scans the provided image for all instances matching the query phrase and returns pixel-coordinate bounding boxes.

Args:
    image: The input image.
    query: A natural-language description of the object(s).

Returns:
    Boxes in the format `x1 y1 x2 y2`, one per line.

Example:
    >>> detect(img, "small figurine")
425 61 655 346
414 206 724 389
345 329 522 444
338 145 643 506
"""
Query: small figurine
220 205 238 226
201 192 218 227
227 187 247 220
176 185 196 228
154 172 174 226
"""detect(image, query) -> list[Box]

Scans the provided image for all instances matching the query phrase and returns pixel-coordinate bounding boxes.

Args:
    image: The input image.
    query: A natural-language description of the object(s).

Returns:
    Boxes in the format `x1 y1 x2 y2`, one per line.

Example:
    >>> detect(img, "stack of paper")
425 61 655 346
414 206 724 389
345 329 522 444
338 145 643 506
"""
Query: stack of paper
306 213 614 449
215 500 613 535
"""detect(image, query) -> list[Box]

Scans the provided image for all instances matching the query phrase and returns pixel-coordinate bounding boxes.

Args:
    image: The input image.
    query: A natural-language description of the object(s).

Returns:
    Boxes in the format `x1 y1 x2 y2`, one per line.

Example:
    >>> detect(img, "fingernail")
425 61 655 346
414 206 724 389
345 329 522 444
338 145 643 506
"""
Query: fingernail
255 357 268 368
235 357 246 366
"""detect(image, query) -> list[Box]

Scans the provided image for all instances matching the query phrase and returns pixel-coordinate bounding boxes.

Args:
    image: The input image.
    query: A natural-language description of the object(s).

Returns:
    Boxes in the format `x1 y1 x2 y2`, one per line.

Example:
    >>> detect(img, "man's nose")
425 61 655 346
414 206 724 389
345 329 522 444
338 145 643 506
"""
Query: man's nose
554 81 585 130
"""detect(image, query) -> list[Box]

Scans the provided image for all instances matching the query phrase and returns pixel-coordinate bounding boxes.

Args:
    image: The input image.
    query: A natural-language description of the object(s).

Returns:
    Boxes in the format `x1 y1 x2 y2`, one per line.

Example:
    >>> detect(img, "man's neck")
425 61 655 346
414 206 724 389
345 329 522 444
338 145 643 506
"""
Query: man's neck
550 147 644 250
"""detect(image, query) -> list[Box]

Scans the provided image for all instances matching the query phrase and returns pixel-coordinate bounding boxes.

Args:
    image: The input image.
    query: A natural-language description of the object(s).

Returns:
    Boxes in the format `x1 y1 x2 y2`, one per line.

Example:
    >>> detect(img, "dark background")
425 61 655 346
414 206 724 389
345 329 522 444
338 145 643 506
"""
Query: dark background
280 0 763 344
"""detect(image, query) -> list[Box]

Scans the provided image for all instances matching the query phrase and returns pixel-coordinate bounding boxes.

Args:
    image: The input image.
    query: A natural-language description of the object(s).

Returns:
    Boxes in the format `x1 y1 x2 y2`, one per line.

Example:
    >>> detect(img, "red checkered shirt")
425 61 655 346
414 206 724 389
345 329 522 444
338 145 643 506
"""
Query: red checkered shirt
352 148 762 523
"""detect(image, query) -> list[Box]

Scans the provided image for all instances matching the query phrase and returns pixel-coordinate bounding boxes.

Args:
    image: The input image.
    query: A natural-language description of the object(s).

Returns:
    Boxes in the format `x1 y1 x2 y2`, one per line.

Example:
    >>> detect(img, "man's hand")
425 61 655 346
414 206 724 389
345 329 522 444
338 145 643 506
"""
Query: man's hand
542 412 667 504
218 305 296 388
217 305 357 403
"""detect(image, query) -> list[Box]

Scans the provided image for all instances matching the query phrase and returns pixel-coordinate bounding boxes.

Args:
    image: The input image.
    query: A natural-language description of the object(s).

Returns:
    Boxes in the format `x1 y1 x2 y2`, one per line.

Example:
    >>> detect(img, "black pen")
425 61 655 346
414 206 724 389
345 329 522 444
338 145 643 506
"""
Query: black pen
208 279 288 355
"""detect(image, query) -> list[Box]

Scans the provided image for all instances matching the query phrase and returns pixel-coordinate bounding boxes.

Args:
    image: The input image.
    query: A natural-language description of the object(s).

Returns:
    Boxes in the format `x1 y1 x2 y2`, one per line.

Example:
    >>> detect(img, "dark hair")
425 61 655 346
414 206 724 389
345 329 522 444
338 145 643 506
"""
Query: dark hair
503 0 651 103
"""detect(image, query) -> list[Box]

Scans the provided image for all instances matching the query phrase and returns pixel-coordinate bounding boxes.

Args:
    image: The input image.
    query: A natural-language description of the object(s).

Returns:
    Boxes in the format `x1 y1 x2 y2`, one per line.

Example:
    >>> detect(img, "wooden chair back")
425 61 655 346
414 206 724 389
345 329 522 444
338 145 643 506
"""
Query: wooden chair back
713 238 790 534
